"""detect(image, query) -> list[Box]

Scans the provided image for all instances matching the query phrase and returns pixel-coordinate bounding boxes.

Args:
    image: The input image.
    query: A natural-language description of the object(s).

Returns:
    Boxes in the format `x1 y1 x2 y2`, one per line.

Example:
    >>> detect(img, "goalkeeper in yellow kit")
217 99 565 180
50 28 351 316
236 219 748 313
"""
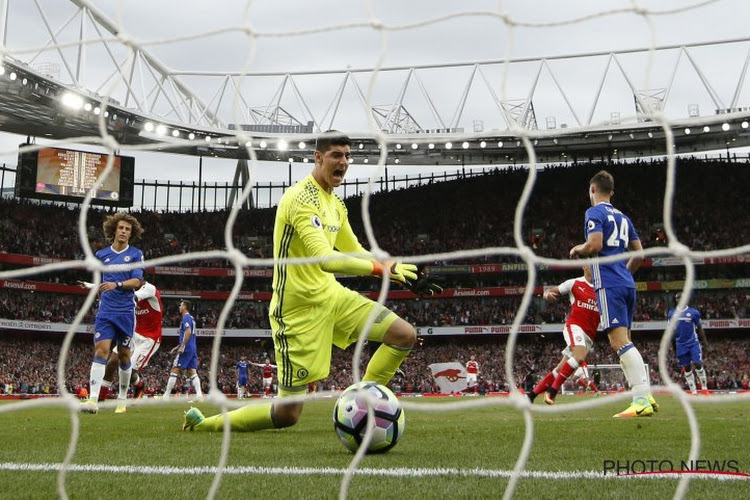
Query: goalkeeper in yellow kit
183 131 437 432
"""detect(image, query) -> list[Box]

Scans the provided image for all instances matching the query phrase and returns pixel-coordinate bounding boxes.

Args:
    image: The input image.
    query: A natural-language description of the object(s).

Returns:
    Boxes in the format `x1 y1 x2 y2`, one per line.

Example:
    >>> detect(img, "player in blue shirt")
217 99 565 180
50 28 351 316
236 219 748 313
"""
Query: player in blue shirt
570 170 657 418
81 212 145 414
236 356 250 399
668 292 708 394
164 300 203 400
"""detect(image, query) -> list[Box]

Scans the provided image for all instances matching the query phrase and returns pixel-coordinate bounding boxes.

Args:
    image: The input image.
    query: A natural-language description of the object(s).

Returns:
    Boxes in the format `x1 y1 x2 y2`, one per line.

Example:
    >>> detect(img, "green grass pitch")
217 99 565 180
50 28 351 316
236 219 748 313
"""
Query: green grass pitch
0 394 748 499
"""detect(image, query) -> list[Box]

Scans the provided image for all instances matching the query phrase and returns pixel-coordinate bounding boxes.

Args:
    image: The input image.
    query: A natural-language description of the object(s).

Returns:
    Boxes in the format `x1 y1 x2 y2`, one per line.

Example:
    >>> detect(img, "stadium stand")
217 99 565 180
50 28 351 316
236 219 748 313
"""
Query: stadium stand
1 158 749 397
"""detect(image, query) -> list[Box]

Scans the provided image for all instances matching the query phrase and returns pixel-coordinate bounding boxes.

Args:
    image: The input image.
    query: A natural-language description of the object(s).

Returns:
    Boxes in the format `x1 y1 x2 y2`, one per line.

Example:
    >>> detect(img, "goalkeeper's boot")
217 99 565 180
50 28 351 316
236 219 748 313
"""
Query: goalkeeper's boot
613 397 653 418
648 394 659 413
182 407 205 431
114 400 127 414
79 399 99 414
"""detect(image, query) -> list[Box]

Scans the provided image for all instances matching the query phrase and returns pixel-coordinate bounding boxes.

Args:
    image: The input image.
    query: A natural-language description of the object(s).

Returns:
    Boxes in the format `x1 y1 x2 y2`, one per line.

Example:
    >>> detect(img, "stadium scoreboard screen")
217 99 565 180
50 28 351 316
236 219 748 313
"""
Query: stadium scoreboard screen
15 145 135 207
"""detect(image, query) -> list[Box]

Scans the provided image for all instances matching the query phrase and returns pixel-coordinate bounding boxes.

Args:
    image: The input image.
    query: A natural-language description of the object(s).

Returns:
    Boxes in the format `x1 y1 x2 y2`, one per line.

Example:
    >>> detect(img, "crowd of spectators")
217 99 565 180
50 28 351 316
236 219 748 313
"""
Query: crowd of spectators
1 157 749 399
1 157 749 264
1 334 748 397
2 288 748 329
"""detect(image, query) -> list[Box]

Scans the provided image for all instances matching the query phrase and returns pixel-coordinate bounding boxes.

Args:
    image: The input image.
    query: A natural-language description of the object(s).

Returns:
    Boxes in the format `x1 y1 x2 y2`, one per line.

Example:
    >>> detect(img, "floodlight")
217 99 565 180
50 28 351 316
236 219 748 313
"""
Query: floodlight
61 91 84 110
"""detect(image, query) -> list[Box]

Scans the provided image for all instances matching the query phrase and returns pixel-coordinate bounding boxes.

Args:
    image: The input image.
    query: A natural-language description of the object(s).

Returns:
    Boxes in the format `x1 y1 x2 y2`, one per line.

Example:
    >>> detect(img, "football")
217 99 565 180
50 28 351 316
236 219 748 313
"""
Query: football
333 381 405 454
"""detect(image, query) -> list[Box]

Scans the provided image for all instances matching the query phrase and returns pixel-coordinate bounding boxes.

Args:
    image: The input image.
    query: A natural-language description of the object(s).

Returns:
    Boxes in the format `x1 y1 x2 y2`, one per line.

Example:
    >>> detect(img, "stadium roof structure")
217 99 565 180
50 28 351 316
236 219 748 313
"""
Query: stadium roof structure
3 54 750 166
2 1 750 166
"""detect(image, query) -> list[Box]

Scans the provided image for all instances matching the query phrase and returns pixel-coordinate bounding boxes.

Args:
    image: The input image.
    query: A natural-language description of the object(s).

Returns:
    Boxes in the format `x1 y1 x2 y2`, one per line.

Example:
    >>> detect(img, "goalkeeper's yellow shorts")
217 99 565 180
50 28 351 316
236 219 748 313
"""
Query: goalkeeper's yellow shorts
270 284 398 392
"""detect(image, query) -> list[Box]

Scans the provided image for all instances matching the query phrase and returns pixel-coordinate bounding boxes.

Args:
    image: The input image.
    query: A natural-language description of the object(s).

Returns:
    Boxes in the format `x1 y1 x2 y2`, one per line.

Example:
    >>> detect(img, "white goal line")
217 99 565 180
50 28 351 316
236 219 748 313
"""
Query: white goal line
1 462 747 481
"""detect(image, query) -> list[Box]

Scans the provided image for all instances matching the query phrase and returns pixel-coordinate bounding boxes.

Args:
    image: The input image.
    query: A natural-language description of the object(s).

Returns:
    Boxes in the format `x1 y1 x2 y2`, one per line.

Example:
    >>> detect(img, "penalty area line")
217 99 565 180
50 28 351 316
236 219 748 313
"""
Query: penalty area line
0 463 748 481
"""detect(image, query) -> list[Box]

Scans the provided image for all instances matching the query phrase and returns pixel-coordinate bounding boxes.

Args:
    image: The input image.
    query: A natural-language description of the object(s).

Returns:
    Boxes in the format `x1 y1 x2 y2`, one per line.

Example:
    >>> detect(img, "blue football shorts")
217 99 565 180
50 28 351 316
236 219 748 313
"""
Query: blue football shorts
173 350 198 370
94 312 135 349
596 286 636 332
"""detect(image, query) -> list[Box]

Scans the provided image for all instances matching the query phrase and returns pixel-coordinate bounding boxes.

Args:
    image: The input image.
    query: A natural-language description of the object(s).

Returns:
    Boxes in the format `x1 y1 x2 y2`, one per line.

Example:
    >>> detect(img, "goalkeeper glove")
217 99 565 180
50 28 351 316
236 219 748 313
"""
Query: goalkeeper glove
406 265 444 296
371 260 418 286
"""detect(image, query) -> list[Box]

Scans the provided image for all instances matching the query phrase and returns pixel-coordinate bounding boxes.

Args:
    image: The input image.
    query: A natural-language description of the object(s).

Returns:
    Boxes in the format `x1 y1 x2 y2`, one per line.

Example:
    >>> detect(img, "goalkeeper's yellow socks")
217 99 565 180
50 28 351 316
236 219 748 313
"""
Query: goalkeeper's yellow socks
194 403 275 432
363 343 411 385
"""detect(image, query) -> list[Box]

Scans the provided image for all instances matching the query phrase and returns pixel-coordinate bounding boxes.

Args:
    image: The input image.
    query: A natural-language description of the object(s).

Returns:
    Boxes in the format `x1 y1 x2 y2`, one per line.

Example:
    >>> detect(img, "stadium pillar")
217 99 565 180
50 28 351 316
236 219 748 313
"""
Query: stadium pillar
0 0 8 47
198 156 203 211
228 159 253 210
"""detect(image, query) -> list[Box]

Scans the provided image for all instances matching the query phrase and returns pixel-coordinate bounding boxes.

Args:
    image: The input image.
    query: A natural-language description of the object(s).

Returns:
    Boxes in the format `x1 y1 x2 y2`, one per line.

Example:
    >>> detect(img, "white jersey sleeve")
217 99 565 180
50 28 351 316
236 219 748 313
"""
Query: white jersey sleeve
135 282 156 301
557 278 577 296
135 283 161 312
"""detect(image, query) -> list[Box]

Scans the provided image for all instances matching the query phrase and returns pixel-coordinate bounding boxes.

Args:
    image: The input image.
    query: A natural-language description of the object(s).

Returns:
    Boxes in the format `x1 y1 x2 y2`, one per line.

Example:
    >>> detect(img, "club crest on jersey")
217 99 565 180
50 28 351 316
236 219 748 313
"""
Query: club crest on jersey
124 255 131 262
311 215 322 229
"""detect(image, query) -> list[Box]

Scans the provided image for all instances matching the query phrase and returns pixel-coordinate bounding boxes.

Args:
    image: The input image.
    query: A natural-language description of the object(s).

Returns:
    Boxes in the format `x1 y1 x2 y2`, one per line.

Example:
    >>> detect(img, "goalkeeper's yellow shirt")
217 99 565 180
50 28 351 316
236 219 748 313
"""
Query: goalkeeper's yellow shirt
270 174 374 316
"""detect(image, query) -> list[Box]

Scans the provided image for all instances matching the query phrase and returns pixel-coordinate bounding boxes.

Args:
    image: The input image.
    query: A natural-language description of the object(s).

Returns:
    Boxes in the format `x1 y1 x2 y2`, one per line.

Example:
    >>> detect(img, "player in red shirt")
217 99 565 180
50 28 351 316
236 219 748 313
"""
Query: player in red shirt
251 358 277 397
528 267 600 405
102 281 164 411
571 361 599 393
465 354 480 395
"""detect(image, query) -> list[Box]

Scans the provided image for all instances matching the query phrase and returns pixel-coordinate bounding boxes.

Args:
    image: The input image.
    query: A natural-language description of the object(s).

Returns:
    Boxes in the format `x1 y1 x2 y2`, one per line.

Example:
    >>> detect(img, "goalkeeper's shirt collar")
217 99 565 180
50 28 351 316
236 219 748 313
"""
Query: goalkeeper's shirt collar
308 174 335 199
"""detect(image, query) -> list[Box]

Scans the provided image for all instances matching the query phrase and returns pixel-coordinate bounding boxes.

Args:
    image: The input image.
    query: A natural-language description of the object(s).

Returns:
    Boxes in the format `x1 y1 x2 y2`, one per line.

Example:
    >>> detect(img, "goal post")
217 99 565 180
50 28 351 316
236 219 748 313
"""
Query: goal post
561 363 649 394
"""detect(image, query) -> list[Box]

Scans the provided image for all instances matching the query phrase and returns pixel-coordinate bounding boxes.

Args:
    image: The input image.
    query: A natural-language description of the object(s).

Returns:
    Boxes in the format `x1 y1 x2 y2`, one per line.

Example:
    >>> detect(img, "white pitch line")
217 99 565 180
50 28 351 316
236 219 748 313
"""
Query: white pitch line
0 463 748 481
